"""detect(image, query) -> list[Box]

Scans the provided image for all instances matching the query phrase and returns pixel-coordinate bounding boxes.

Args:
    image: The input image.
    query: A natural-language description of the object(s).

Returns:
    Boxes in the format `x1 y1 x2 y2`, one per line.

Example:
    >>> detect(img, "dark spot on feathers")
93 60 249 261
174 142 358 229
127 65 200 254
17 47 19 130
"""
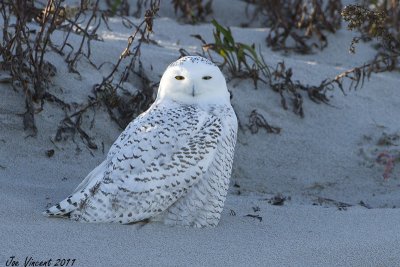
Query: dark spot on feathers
89 182 101 196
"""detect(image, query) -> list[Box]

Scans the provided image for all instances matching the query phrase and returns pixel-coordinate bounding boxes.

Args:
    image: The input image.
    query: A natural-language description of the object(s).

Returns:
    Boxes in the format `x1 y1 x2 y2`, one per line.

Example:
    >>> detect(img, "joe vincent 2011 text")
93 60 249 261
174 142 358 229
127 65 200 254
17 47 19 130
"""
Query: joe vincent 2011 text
5 256 76 267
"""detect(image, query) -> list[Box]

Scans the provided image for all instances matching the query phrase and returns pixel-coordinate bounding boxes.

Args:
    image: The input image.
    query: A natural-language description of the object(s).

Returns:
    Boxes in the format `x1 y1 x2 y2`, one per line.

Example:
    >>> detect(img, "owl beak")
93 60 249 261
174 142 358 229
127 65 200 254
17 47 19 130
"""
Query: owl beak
192 84 195 97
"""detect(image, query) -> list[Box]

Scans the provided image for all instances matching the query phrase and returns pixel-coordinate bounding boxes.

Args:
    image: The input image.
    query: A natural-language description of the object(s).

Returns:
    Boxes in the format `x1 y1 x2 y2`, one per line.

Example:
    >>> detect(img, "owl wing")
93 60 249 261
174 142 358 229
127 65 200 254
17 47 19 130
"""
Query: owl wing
68 106 157 196
91 105 223 223
45 104 224 223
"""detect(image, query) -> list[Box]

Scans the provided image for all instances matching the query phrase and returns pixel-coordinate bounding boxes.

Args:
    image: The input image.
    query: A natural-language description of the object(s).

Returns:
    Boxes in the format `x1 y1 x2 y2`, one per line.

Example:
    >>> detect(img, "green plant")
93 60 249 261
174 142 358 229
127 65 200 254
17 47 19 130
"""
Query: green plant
194 20 329 119
195 19 271 88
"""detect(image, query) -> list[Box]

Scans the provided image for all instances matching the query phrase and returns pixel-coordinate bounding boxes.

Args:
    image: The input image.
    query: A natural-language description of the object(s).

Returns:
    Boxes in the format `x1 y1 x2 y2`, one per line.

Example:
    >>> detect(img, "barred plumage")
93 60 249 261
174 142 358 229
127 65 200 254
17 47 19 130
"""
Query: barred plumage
44 56 237 227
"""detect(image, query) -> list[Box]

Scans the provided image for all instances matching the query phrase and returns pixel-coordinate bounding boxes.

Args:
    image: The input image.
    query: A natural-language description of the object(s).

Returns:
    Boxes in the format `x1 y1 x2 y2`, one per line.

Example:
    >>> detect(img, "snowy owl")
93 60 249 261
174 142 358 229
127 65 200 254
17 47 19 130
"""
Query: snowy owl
44 56 238 227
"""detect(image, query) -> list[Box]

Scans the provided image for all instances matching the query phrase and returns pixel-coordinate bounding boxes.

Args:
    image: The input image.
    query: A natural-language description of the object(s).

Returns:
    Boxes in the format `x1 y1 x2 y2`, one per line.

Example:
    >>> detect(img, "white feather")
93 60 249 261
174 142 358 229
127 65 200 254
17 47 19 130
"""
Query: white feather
45 56 238 227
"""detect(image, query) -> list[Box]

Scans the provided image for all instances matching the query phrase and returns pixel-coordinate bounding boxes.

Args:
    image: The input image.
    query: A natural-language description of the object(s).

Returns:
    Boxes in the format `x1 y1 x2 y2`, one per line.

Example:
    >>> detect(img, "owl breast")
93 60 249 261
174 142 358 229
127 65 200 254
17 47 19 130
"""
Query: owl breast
154 105 238 227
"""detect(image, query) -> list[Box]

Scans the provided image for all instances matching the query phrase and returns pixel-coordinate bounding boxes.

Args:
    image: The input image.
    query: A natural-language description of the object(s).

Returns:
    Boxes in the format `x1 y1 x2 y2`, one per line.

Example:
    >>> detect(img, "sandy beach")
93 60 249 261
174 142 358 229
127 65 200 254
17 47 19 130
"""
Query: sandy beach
1 1 399 266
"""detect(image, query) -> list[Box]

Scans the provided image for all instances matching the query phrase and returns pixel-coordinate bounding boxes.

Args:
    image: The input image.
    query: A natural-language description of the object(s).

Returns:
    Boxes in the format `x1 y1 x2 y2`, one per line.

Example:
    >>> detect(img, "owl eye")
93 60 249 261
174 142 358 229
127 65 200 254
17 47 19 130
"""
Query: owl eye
175 76 185 80
202 76 212 80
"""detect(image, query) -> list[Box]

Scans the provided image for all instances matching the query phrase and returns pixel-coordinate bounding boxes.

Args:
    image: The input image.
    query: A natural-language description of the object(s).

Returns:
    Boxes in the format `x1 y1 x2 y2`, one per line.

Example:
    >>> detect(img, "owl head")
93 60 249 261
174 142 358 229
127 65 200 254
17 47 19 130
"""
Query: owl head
156 56 230 105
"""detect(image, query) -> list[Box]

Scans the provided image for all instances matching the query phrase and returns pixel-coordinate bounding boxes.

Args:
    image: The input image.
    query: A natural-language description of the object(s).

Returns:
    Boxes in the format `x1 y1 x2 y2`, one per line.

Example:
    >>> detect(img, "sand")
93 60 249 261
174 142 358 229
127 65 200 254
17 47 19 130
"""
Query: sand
1 1 399 266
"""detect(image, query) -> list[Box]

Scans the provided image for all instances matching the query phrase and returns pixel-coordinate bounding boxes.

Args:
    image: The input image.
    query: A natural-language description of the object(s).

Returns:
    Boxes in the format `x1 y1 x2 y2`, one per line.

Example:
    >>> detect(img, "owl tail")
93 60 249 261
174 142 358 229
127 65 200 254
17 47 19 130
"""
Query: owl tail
43 192 85 217
43 160 107 217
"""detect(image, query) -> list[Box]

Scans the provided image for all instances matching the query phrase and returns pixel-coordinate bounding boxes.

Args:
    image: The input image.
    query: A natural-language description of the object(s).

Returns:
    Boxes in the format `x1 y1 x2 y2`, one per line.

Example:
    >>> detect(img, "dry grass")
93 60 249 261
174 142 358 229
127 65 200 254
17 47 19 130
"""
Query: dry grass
172 0 213 23
193 20 330 119
243 0 342 54
0 0 160 149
